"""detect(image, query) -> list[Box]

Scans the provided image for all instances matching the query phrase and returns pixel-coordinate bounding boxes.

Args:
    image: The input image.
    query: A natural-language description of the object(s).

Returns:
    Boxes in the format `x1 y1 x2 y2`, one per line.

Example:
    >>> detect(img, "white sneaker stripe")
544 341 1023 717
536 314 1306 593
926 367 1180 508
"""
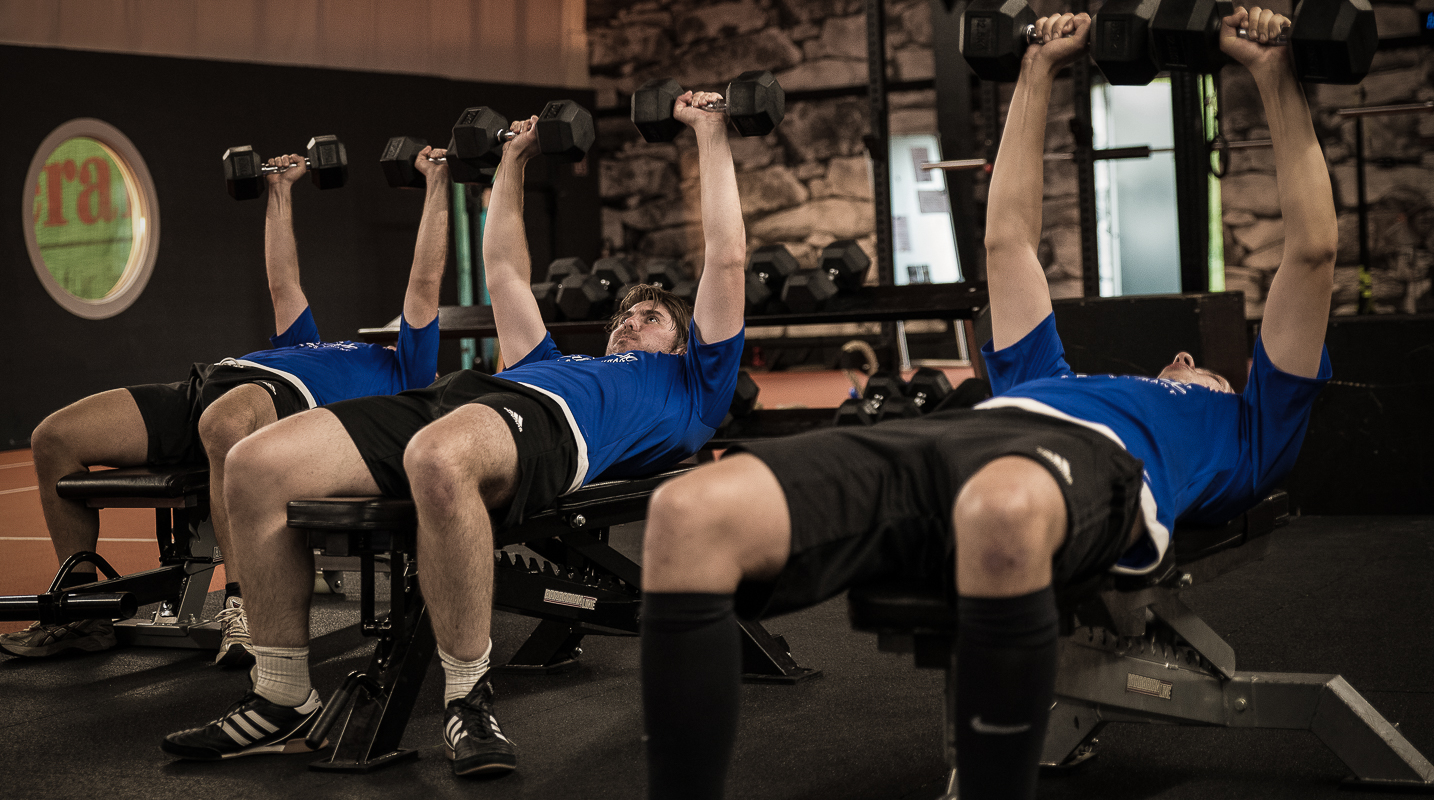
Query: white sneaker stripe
221 721 251 746
230 715 265 740
244 709 280 734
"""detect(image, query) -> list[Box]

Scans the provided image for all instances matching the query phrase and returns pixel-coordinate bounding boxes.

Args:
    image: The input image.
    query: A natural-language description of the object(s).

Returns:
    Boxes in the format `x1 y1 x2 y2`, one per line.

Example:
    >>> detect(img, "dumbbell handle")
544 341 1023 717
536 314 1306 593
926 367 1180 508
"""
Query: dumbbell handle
1235 25 1290 44
259 158 318 175
1018 25 1077 45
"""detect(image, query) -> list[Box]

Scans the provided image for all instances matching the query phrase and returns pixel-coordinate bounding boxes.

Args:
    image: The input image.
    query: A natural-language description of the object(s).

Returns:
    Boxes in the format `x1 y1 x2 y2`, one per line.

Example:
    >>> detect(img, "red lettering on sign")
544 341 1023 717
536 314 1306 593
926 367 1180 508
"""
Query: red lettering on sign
41 161 77 227
77 157 115 224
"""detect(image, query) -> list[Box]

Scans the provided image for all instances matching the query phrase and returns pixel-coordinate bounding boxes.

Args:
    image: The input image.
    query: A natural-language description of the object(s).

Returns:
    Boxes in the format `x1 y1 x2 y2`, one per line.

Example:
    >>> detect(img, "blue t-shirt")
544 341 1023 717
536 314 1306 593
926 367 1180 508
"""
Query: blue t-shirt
978 313 1331 573
499 320 744 491
232 306 440 407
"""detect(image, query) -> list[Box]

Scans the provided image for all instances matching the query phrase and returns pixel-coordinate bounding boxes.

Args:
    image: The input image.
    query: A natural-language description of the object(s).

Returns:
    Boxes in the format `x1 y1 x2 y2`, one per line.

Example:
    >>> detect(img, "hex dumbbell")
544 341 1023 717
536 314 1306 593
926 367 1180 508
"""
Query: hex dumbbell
557 256 640 320
451 100 595 170
222 136 348 201
631 71 786 143
781 240 871 315
531 257 589 322
380 135 493 188
745 245 800 315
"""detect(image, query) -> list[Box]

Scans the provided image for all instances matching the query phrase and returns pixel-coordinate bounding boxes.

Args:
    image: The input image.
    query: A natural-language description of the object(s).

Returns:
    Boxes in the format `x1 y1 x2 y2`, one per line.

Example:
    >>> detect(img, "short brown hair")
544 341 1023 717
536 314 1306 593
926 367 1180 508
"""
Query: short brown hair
607 284 692 353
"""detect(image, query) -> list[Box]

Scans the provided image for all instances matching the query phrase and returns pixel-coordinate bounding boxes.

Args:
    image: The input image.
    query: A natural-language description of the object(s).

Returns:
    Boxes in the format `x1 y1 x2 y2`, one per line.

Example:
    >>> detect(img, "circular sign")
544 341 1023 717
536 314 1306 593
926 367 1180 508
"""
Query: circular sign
23 119 160 319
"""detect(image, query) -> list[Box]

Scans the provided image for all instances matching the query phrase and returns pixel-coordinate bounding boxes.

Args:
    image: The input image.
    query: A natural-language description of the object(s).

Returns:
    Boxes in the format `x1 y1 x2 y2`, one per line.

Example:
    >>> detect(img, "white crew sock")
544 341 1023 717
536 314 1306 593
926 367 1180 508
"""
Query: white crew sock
439 639 492 705
250 645 312 707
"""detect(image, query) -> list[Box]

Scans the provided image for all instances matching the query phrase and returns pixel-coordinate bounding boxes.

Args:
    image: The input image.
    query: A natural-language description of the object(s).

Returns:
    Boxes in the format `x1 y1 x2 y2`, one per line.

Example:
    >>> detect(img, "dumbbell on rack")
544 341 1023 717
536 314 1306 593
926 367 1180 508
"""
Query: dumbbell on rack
631 71 786 143
452 100 595 169
222 136 348 201
617 259 688 301
745 245 799 315
781 240 872 314
721 370 761 430
834 368 956 426
557 256 640 321
530 257 589 322
380 136 492 188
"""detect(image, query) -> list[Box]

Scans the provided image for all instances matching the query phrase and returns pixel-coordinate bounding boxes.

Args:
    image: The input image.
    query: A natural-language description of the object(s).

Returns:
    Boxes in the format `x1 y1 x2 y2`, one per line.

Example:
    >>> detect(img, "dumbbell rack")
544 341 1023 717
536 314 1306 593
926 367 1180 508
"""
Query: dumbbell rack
356 281 990 343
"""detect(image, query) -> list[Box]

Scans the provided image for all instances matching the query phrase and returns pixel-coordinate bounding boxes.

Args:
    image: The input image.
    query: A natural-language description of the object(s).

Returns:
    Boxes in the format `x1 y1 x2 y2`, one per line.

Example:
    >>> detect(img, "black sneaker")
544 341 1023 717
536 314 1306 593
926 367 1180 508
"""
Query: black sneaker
445 675 517 776
161 689 326 760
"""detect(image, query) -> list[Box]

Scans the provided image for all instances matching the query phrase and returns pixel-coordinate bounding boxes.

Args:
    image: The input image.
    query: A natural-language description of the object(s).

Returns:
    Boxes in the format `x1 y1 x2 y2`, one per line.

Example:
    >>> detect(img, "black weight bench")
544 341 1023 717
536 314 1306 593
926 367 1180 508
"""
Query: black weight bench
848 492 1434 793
285 465 818 773
0 465 222 650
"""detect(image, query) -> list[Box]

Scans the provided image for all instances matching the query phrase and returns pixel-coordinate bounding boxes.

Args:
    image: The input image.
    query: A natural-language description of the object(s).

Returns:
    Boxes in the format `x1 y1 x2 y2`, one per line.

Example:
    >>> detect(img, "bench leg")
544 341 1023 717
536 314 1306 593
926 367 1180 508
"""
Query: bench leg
309 577 435 772
738 619 820 684
499 618 587 673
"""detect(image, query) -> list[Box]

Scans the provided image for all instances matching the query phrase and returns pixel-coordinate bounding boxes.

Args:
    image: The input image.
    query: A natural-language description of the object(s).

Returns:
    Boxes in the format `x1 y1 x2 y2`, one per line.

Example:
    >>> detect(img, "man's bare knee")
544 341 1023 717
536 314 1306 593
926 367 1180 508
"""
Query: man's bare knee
643 455 790 593
953 457 1067 592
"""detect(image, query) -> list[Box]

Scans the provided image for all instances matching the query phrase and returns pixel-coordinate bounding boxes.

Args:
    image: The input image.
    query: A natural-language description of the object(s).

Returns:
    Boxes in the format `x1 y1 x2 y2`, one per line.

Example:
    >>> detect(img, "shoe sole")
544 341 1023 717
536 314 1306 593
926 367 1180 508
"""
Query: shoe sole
161 736 327 760
0 635 117 658
446 745 517 776
213 643 256 667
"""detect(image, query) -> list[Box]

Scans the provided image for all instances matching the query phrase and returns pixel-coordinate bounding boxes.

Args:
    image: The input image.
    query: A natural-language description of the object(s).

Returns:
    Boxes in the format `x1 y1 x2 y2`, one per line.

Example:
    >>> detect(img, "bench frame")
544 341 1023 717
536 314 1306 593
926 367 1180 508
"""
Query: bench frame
287 467 818 773
0 465 221 650
848 493 1434 793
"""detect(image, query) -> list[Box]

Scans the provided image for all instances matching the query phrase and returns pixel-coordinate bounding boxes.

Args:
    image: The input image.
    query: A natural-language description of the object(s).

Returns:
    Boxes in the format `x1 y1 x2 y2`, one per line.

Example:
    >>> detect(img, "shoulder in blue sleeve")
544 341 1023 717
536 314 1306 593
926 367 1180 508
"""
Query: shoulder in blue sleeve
396 314 441 390
1241 336 1332 493
506 333 563 370
269 306 321 348
684 320 745 430
979 313 1073 394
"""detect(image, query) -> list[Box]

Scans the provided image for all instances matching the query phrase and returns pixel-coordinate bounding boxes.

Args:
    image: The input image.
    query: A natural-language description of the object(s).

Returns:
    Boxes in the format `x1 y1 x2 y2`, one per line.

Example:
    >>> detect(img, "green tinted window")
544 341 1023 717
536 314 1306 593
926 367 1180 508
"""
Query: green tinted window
32 137 135 300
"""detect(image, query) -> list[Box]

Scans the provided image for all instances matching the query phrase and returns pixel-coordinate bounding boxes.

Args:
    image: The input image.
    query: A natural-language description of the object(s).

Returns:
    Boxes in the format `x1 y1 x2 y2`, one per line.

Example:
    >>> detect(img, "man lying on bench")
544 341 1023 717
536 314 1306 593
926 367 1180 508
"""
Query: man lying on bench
638 9 1333 800
161 97 747 777
2 148 449 664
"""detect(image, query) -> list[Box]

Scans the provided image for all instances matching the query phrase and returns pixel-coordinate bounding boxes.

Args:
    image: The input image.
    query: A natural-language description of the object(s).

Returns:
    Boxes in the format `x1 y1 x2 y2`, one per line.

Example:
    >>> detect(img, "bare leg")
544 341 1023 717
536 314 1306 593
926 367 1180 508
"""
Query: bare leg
952 455 1068 597
223 409 379 648
641 454 792 800
196 384 279 590
402 405 519 662
30 389 151 571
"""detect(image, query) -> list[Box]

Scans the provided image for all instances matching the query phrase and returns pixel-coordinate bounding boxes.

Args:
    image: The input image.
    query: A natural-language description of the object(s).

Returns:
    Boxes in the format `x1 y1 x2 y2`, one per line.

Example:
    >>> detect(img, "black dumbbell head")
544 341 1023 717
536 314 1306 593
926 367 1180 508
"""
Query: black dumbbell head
1290 0 1377 85
531 281 565 322
781 271 839 314
445 135 496 185
381 136 429 189
671 278 700 307
960 0 1036 83
933 377 994 412
536 99 596 163
877 395 924 423
725 70 785 137
452 106 509 168
819 239 871 292
222 146 266 201
557 273 617 320
546 257 590 282
745 245 799 313
834 397 878 426
1092 0 1163 86
730 371 760 418
631 78 686 143
863 372 906 401
905 367 954 412
593 256 640 287
642 260 686 290
305 135 348 191
1150 0 1232 74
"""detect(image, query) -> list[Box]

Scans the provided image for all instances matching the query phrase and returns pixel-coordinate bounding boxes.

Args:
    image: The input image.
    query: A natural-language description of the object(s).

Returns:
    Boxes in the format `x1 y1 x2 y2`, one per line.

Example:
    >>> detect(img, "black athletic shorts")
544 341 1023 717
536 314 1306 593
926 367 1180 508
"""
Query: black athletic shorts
125 361 310 465
728 407 1147 620
324 370 579 530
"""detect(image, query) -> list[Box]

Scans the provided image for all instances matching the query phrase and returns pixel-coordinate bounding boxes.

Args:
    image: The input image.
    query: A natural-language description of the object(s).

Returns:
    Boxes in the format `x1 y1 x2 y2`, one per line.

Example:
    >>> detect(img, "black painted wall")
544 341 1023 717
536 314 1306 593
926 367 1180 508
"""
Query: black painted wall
0 45 599 449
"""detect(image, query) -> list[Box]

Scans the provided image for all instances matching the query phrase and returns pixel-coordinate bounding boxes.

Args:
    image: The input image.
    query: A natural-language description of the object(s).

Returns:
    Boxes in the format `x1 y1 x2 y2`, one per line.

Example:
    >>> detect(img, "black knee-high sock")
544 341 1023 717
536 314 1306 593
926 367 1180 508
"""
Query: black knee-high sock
641 592 740 800
955 587 1060 800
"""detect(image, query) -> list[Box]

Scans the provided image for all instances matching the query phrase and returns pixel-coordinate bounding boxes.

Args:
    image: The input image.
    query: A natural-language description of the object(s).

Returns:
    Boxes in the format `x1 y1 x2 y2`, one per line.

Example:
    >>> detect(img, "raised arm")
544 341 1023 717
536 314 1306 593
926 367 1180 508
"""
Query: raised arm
401 146 450 329
679 91 747 345
482 117 550 363
1222 7 1336 378
263 154 313 335
983 14 1090 350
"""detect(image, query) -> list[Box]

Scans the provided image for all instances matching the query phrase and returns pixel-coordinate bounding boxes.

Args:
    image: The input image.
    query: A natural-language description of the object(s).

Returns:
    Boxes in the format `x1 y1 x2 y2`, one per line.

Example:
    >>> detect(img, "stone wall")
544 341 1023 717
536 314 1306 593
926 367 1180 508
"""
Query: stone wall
587 0 1434 318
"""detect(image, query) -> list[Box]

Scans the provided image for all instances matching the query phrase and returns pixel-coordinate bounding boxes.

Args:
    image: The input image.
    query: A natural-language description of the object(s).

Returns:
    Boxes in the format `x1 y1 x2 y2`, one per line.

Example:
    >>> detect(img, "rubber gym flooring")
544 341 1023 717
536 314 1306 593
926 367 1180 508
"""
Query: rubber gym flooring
2 445 1432 799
